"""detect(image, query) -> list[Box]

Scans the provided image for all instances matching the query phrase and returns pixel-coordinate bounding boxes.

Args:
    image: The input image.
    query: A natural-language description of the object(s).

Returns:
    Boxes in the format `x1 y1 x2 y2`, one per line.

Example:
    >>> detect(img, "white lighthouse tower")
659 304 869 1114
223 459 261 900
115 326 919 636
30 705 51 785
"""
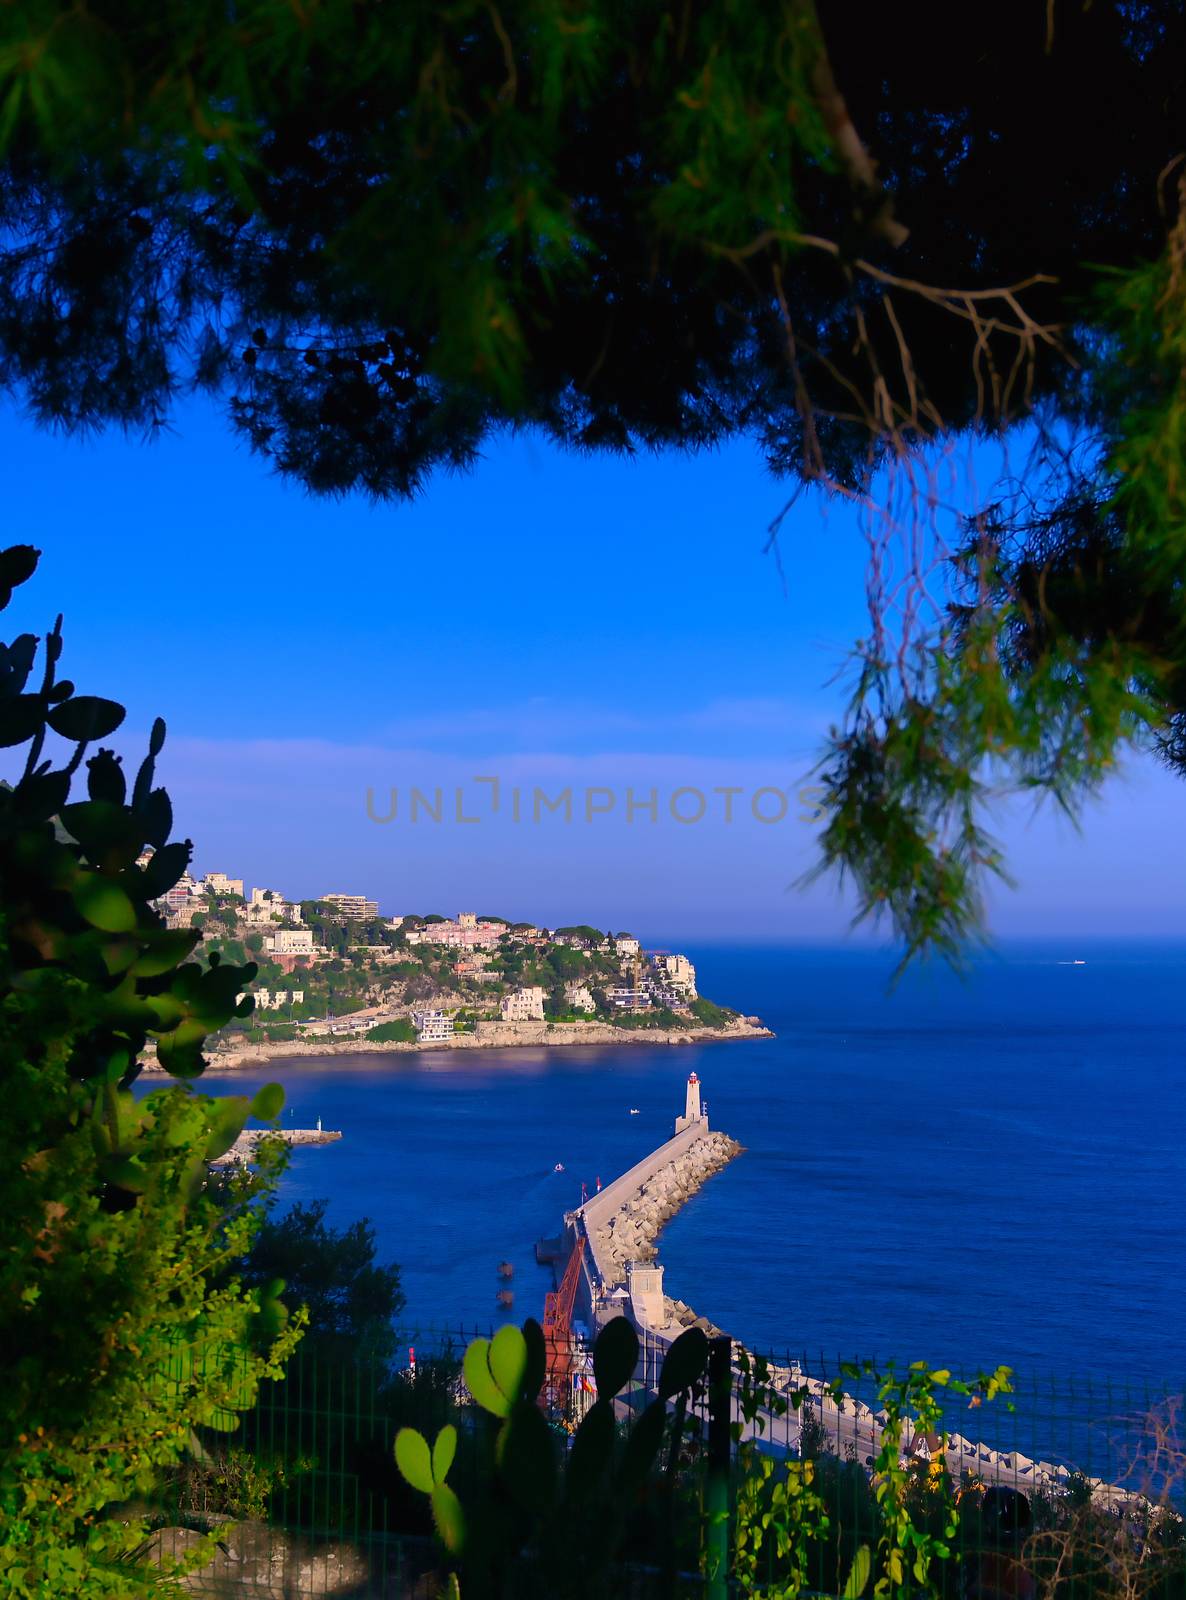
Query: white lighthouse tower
674 1071 706 1134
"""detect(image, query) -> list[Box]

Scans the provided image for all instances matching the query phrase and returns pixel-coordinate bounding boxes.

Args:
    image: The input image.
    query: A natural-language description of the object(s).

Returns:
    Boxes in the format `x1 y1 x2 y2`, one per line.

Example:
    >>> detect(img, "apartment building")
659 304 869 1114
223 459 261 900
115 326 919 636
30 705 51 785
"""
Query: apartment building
412 1009 455 1042
164 899 206 930
252 988 305 1011
566 983 596 1013
320 893 380 920
413 916 502 950
651 953 698 999
605 986 651 1010
265 928 315 955
240 887 303 925
500 985 546 1022
203 872 244 898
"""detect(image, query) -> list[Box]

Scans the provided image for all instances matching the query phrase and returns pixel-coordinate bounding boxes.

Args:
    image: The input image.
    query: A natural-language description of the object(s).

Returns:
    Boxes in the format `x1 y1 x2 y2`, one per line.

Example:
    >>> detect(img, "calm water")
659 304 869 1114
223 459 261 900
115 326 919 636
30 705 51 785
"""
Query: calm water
215 942 1186 1390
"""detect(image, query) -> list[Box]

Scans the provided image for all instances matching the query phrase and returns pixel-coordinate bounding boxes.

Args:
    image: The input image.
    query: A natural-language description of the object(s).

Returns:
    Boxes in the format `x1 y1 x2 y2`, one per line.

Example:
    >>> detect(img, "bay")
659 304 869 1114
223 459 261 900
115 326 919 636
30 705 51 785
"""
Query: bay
213 940 1186 1394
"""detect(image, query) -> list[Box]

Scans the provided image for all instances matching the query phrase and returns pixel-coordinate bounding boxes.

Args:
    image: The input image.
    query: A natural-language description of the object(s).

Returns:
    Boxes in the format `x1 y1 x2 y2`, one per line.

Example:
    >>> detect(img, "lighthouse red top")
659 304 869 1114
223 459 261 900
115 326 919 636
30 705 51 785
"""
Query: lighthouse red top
676 1072 704 1133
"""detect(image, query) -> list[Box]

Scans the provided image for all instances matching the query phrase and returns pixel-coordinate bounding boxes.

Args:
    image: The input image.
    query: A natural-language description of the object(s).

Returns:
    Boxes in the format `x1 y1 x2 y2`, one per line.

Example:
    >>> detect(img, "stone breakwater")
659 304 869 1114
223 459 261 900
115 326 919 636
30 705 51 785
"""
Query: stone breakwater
589 1129 742 1291
211 1127 341 1167
577 1125 1138 1511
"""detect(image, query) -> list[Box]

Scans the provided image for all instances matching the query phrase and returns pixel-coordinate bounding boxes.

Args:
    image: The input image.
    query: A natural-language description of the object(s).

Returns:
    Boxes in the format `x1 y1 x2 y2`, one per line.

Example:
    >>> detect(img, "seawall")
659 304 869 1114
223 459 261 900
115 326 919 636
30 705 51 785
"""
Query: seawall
152 1016 773 1072
580 1128 742 1292
211 1127 341 1167
558 1116 740 1338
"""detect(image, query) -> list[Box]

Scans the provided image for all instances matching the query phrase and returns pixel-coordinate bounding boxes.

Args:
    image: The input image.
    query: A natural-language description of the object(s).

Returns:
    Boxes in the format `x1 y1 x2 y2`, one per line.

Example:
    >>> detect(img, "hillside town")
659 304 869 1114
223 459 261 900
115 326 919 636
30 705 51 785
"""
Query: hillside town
140 851 747 1048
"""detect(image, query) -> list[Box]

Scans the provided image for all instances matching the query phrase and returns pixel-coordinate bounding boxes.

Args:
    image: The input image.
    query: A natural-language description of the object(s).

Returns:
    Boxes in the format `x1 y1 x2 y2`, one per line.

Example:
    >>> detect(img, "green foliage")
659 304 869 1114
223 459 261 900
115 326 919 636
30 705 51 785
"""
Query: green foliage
611 1005 687 1030
733 1451 837 1600
808 197 1186 970
367 1017 417 1043
166 1440 313 1525
691 996 735 1028
844 1359 1014 1600
395 1317 710 1598
0 549 301 1596
729 1350 1013 1600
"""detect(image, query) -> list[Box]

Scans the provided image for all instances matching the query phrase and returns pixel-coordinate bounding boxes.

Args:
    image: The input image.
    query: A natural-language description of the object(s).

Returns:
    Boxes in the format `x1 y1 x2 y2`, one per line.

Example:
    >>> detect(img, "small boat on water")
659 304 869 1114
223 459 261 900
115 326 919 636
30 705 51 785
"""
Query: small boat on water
628 1108 640 1115
497 1260 514 1279
553 1162 565 1173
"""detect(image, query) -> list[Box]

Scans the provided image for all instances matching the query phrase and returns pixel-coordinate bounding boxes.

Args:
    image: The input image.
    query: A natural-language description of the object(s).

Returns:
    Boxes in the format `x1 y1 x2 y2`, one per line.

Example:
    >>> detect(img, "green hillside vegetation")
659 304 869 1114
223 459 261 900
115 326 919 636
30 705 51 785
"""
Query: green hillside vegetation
196 913 737 1044
610 1006 687 1031
690 997 737 1029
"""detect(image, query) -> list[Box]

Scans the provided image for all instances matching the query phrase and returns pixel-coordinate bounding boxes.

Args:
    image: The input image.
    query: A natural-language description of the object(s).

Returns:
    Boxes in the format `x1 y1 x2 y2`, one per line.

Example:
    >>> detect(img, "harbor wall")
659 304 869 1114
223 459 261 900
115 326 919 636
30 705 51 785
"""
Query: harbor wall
578 1124 707 1242
565 1121 741 1329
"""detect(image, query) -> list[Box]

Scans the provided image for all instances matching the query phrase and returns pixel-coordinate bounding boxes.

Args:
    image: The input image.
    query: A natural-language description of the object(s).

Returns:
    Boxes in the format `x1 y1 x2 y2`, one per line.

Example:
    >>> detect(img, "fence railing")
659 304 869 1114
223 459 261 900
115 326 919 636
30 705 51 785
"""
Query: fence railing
151 1325 1185 1600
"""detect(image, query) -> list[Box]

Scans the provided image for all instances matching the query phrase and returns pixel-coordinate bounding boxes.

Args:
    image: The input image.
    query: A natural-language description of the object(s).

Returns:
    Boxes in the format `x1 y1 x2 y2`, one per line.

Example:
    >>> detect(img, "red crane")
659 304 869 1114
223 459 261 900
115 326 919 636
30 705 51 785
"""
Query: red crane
541 1234 586 1411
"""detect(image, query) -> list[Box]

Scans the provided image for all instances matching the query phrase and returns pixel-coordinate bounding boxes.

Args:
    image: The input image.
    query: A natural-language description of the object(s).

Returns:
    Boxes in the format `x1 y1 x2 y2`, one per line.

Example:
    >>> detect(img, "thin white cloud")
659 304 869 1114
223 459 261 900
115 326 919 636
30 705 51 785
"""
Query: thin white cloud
373 693 829 752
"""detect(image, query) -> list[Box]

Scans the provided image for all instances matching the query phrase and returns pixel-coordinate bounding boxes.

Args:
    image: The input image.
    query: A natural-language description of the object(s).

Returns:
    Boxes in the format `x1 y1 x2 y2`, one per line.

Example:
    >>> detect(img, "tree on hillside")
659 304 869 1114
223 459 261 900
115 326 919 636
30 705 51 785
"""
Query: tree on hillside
0 2 1184 958
546 946 587 983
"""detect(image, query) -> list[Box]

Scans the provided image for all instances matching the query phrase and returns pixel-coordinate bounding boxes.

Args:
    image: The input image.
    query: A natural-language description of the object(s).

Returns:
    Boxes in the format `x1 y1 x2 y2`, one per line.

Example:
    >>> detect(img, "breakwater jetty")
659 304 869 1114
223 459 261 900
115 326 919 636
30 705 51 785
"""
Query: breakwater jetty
586 1128 741 1300
550 1072 739 1342
211 1127 341 1167
543 1076 1139 1512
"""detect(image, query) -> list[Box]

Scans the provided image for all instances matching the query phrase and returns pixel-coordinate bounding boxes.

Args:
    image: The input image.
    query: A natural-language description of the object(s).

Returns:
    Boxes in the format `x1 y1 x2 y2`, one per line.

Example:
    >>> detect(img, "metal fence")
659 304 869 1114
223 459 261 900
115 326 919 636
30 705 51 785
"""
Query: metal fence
152 1326 1186 1600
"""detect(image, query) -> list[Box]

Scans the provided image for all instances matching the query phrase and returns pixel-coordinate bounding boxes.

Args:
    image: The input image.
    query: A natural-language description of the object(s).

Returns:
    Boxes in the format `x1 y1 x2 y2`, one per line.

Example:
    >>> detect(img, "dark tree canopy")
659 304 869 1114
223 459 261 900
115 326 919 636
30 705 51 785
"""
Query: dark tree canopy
0 1 1179 494
2 1 1185 960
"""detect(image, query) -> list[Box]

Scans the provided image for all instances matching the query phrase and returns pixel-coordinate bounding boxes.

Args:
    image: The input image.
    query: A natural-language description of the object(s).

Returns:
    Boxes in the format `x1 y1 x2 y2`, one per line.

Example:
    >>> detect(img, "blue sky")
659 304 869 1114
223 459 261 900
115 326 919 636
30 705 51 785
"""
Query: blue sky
2 397 1183 942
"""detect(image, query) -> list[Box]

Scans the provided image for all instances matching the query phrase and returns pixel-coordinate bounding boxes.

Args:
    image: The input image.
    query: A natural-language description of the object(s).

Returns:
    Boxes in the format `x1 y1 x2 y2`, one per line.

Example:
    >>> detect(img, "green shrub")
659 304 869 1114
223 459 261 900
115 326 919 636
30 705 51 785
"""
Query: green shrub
367 1018 417 1043
0 547 301 1596
691 996 735 1028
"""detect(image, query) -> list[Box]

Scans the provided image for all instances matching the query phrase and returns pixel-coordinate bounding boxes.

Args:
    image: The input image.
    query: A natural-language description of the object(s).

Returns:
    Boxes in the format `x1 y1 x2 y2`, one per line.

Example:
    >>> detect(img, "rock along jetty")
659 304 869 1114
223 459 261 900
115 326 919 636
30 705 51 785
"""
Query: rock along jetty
590 1128 741 1288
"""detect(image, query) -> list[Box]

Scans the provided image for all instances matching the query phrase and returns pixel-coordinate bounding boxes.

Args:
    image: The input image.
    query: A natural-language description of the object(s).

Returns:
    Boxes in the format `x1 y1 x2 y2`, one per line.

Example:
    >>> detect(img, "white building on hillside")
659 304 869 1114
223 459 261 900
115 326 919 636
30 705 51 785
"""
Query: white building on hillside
412 916 502 950
241 887 303 925
320 893 379 920
500 986 546 1022
651 953 697 999
605 986 651 1010
252 988 304 1011
615 935 640 958
165 898 207 930
203 872 244 898
412 1009 455 1042
265 928 315 955
566 983 596 1013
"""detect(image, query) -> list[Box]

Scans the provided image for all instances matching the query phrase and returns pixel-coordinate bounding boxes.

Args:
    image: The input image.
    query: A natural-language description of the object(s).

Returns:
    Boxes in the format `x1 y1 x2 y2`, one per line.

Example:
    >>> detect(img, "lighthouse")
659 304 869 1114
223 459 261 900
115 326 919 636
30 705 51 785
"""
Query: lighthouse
674 1071 706 1134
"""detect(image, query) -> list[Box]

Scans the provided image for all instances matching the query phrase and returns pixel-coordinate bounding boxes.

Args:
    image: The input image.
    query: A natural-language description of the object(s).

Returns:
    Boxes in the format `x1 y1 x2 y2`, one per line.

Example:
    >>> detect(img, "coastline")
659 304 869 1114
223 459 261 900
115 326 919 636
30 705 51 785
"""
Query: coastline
156 1015 773 1072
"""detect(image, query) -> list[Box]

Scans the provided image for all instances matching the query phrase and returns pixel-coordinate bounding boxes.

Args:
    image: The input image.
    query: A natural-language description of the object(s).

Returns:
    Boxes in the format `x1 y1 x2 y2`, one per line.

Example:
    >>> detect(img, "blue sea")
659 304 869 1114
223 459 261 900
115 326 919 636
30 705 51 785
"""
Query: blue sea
214 942 1186 1398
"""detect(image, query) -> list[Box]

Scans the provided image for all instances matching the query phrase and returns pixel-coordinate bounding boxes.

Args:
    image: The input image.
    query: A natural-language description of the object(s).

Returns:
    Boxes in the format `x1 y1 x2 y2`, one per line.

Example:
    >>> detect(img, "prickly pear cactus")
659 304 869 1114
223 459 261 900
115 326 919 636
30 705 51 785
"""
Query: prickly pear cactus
395 1315 710 1597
